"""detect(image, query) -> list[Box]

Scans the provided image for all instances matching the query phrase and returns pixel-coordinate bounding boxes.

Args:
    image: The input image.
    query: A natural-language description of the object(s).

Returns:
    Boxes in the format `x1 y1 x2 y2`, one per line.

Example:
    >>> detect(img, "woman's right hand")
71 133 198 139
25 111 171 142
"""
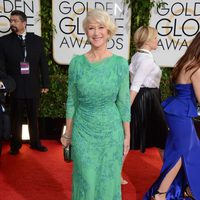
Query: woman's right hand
123 137 130 156
60 134 71 148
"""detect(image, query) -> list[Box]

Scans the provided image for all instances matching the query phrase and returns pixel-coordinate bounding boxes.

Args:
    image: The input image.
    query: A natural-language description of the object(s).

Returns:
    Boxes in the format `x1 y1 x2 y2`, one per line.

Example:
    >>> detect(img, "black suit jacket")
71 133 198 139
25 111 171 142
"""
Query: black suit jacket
0 32 49 98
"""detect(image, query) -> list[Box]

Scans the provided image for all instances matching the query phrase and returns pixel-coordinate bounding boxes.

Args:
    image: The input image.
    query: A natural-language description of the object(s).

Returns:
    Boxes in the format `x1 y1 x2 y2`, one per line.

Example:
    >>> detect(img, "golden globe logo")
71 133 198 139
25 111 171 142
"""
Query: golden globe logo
0 4 10 34
155 2 200 50
0 0 41 36
53 0 131 65
150 1 200 67
57 1 125 50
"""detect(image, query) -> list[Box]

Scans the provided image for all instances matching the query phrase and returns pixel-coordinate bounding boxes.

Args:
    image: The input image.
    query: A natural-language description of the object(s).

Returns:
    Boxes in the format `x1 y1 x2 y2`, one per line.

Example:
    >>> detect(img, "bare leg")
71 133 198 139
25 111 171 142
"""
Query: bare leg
154 158 182 200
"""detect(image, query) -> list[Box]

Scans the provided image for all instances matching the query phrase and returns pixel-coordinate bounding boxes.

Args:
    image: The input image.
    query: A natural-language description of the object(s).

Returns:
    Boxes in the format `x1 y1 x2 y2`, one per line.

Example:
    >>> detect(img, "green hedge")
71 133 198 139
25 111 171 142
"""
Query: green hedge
39 74 67 118
39 0 67 118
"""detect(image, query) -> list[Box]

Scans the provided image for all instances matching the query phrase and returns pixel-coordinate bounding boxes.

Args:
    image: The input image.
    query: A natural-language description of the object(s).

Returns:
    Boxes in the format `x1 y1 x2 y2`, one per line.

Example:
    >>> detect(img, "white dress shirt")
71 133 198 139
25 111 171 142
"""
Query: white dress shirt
129 49 162 92
19 31 26 40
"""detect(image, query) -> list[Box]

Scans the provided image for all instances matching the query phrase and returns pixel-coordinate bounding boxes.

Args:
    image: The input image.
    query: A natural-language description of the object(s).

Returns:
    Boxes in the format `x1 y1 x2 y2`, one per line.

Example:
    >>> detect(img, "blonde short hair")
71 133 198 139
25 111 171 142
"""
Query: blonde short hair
82 9 117 40
134 26 157 49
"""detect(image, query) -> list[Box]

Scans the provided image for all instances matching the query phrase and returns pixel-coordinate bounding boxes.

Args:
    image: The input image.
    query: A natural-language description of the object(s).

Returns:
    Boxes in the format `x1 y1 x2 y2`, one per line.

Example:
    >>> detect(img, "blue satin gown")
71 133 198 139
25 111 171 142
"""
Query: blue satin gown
144 84 200 200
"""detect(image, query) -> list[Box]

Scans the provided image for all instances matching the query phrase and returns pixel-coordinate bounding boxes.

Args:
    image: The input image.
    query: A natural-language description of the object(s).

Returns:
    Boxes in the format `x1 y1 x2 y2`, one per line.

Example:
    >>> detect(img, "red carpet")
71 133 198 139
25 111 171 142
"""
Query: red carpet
0 140 162 200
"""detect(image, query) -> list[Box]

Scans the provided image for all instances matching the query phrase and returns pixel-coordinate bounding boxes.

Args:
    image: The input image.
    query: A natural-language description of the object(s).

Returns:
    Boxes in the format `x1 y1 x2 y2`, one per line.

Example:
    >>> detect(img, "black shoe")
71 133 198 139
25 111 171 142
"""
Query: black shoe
30 144 48 152
9 143 22 155
9 149 19 155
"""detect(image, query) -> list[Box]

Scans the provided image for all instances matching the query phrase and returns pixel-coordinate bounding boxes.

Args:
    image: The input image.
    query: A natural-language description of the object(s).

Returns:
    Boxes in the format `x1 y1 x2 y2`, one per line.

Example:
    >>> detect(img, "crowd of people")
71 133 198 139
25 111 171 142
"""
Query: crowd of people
1 8 200 200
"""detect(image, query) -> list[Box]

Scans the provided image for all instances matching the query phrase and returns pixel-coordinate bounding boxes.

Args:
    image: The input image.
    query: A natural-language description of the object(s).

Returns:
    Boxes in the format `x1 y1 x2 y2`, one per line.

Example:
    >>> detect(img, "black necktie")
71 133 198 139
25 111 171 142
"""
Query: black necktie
18 35 25 47
18 35 22 40
18 35 26 60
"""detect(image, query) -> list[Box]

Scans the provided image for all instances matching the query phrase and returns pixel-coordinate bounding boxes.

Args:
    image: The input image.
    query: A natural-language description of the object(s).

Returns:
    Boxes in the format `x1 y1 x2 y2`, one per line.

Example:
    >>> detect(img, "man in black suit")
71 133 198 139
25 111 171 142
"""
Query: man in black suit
0 10 50 155
0 60 16 155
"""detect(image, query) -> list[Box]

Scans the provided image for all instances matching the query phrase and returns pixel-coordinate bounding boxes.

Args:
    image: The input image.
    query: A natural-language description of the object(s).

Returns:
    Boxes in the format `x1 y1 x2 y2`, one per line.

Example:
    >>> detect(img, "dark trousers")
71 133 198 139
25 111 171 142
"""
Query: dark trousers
10 98 41 150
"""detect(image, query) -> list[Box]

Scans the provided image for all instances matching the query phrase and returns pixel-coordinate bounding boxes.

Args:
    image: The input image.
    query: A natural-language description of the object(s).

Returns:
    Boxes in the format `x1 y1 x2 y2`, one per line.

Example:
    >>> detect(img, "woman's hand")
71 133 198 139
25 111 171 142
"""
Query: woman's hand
122 122 130 156
123 137 130 156
60 134 71 148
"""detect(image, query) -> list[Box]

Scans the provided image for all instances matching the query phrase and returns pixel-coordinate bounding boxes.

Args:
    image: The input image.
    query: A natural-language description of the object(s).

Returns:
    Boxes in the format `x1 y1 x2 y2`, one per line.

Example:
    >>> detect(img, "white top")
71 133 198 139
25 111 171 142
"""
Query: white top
129 49 162 92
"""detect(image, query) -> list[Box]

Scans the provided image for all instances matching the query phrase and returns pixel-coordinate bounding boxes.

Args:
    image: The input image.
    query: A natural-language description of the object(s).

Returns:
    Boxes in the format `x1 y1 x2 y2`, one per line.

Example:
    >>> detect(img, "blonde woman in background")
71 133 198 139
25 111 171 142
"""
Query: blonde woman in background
121 26 168 184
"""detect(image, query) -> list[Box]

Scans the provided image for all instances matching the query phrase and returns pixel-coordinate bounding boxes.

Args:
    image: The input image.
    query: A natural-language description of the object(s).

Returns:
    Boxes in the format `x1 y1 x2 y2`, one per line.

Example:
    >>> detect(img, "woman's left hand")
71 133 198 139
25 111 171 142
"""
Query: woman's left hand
60 134 71 148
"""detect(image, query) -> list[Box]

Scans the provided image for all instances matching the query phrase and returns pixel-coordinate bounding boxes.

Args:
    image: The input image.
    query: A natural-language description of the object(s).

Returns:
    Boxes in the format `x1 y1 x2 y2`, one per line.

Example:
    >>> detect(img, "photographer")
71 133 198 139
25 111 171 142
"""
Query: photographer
0 60 16 155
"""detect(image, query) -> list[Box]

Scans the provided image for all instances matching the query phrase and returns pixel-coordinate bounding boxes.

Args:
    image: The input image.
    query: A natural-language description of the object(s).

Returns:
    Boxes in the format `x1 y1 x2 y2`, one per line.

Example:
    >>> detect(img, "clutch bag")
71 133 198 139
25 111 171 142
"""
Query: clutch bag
63 145 72 162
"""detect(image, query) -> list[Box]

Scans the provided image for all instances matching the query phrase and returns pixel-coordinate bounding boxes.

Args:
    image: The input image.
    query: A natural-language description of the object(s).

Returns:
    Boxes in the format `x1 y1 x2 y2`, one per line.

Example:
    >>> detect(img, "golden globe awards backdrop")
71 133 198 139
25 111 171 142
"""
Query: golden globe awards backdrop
0 0 41 37
150 0 200 67
52 0 131 65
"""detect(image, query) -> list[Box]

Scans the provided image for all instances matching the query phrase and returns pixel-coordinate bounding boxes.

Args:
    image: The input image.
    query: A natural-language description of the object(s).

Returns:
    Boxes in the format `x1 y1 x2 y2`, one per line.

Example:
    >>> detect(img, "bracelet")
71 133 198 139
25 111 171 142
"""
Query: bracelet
61 134 72 140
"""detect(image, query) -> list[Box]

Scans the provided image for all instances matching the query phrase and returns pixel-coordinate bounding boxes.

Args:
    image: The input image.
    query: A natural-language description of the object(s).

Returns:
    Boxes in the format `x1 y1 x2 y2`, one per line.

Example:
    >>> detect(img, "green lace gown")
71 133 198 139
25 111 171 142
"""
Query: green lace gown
66 54 130 200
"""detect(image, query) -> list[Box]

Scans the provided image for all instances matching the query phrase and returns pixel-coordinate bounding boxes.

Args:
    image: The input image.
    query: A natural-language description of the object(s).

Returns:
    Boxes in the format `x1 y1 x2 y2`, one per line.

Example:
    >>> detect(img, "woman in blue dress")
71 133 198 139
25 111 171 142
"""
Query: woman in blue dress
144 32 200 200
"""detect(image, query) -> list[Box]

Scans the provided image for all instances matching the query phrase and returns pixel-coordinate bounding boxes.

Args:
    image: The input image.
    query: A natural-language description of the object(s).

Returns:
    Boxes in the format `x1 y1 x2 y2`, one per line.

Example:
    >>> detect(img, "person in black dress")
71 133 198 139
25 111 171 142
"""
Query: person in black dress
121 26 168 184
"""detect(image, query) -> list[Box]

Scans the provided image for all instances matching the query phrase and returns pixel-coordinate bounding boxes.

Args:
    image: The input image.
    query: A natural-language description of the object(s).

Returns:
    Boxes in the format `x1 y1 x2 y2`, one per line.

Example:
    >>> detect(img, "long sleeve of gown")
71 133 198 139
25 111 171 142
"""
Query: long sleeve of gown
66 57 78 119
116 58 130 122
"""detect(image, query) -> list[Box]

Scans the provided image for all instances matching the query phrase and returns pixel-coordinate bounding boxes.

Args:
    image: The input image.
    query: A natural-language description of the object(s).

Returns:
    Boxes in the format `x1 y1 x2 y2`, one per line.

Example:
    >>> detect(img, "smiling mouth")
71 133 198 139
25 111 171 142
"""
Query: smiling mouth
93 37 102 41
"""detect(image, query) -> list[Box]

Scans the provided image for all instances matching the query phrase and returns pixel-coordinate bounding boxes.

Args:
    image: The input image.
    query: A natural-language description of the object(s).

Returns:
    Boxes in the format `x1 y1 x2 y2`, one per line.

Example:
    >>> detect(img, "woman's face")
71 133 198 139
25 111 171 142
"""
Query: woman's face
86 20 110 49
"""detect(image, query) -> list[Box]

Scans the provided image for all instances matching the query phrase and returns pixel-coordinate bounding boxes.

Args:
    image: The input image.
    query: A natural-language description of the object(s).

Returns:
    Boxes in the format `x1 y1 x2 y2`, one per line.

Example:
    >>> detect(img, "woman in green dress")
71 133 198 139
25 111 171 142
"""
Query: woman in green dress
60 9 130 200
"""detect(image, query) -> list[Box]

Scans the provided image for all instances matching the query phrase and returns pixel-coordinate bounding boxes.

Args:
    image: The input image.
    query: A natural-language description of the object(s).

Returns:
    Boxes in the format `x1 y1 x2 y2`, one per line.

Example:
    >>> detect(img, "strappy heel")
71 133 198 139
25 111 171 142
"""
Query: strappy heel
184 186 195 200
151 190 166 200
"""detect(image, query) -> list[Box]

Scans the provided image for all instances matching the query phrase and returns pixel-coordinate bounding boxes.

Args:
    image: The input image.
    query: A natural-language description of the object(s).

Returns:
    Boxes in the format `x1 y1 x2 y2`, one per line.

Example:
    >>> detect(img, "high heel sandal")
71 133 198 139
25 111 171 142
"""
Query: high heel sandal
184 186 195 200
151 190 166 200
